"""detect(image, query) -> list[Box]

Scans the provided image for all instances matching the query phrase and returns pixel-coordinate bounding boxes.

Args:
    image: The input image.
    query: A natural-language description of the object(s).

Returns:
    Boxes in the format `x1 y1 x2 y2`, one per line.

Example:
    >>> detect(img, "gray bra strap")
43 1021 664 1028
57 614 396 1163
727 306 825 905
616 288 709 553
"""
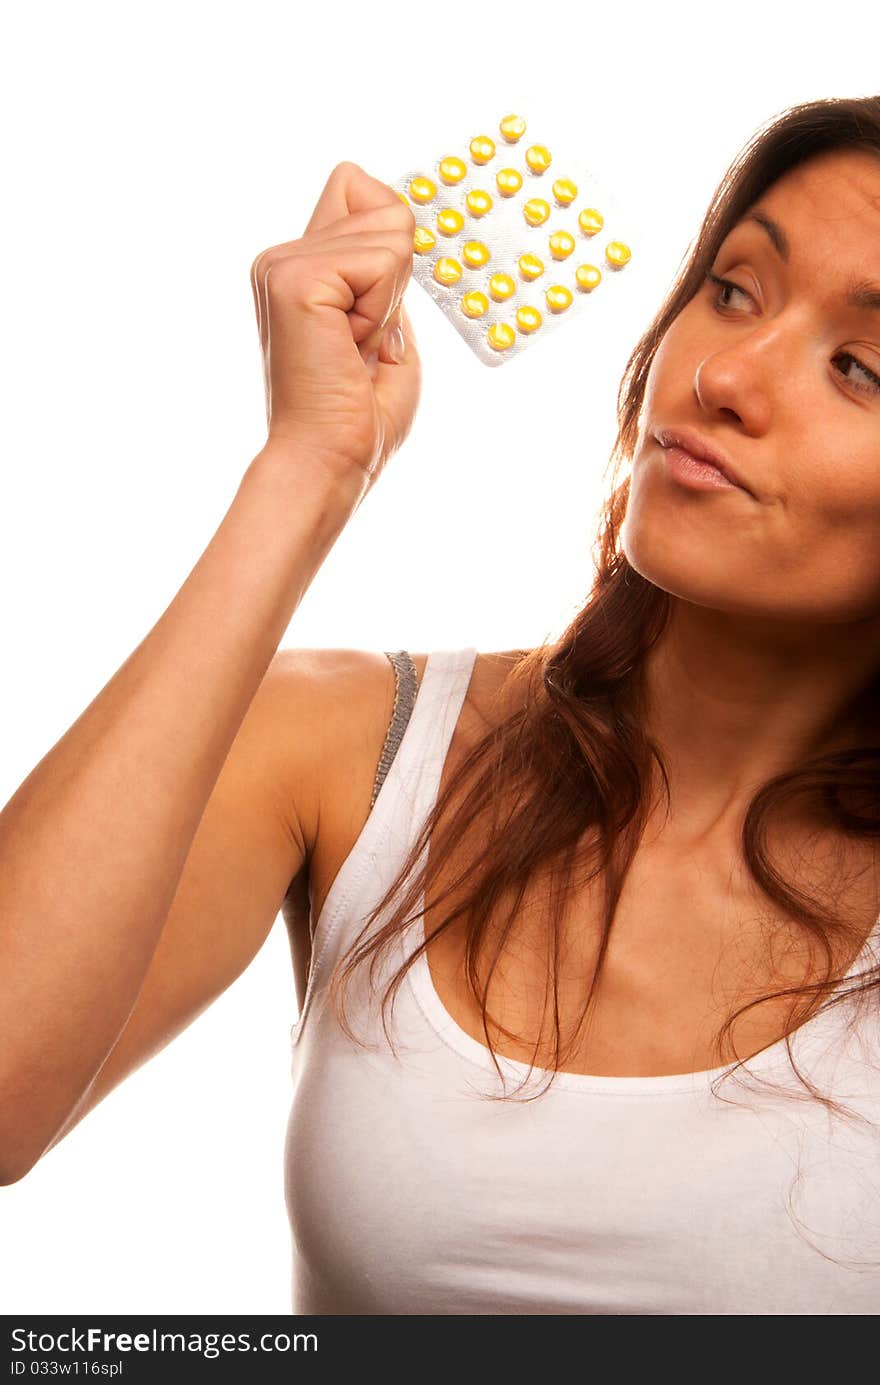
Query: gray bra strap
370 650 418 809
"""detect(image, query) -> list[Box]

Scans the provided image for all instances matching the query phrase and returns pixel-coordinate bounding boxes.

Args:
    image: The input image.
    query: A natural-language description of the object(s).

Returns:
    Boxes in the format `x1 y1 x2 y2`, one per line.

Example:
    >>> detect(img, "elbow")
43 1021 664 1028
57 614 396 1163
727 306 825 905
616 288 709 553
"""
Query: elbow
0 1113 46 1186
0 1154 35 1186
0 1071 91 1186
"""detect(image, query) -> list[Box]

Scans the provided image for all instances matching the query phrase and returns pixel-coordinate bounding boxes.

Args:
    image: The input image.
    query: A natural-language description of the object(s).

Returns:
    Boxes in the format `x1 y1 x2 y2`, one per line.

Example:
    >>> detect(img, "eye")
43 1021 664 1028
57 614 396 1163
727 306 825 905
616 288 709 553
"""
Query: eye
703 270 880 398
831 352 880 397
704 270 753 311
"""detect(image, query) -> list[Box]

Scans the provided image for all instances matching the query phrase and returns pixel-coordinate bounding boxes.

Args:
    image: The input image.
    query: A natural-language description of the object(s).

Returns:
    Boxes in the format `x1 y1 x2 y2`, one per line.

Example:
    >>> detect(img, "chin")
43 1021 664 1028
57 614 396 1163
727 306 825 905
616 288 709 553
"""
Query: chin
619 511 745 614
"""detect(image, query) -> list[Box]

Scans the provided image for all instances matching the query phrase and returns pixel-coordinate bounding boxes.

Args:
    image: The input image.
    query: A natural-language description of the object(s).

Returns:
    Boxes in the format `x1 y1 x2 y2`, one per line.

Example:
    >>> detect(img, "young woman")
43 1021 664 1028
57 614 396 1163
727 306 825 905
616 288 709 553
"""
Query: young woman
2 94 879 1316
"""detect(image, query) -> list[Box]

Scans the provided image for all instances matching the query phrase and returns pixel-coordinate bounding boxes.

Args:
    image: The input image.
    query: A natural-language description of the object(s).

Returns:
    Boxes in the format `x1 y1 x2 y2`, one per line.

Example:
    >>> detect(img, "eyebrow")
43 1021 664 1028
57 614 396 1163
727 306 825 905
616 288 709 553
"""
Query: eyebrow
739 210 880 313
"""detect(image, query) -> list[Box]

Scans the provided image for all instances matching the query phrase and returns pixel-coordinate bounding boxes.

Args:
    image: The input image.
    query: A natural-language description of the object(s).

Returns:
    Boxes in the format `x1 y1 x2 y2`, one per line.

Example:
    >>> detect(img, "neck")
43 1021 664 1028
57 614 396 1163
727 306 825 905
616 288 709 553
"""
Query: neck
640 598 880 841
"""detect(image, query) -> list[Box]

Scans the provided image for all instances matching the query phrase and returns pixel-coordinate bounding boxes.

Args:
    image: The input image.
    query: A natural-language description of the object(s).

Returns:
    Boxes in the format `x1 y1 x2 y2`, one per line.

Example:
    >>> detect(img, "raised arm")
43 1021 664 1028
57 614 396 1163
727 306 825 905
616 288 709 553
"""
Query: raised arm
0 162 420 1181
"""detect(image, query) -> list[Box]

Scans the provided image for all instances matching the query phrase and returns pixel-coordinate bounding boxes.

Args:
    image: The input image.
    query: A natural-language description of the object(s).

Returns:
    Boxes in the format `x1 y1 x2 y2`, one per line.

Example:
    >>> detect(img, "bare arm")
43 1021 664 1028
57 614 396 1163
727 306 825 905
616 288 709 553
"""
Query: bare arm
0 160 421 1182
0 448 360 1181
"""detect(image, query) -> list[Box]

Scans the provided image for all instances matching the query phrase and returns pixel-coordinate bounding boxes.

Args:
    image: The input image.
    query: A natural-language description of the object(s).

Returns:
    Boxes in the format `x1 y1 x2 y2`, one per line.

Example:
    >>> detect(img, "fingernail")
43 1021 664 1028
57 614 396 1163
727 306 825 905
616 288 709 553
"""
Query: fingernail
365 349 379 378
388 324 405 363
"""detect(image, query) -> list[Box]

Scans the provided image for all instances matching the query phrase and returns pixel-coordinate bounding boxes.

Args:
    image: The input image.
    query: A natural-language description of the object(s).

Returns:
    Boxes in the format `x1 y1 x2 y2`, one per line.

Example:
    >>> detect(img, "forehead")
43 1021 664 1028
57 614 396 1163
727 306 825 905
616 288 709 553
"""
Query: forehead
749 148 880 233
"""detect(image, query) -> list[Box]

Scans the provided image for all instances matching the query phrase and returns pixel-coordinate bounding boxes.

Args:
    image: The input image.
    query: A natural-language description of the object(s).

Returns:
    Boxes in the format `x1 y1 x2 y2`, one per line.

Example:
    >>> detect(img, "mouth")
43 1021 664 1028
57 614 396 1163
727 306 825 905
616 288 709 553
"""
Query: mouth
654 427 755 498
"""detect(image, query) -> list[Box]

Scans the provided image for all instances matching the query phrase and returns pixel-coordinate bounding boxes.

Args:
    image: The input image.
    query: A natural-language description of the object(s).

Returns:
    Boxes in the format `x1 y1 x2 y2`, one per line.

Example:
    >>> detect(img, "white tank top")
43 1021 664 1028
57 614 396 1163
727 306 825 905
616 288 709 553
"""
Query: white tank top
284 646 880 1315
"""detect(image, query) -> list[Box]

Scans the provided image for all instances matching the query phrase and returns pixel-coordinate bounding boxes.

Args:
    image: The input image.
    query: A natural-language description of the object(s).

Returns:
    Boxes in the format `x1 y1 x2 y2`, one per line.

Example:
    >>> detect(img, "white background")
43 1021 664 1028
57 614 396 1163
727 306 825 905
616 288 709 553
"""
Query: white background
0 0 877 1314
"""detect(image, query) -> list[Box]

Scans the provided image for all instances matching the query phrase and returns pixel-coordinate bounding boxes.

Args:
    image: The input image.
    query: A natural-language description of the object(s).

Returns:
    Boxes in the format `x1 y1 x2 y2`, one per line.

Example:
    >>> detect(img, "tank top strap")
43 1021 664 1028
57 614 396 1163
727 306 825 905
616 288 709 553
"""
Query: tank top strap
382 647 479 826
371 648 477 811
371 651 419 809
290 646 478 1045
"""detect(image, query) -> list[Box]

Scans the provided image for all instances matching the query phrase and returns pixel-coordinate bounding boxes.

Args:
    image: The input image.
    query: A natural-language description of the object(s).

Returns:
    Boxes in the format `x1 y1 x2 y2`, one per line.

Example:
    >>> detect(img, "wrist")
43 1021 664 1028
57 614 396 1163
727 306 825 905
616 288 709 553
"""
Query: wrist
247 438 370 513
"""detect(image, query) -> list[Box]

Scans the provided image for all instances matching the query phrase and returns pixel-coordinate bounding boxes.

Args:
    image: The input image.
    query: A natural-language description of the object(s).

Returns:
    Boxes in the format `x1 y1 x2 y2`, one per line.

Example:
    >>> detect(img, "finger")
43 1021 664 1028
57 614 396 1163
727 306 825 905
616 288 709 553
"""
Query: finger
256 203 412 280
257 223 414 372
251 202 414 355
265 243 403 355
372 302 422 441
302 160 403 236
371 297 415 368
293 225 414 343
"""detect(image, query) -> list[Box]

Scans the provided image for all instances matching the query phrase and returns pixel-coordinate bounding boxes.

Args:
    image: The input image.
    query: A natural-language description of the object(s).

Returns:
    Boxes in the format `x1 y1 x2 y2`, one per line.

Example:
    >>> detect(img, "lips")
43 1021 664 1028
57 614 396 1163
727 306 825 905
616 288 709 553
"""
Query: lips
654 427 754 497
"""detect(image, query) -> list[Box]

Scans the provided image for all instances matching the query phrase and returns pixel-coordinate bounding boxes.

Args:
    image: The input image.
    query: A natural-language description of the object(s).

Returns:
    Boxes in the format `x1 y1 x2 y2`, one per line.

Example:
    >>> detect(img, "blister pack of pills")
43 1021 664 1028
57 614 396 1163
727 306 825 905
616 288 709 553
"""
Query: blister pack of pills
390 108 638 368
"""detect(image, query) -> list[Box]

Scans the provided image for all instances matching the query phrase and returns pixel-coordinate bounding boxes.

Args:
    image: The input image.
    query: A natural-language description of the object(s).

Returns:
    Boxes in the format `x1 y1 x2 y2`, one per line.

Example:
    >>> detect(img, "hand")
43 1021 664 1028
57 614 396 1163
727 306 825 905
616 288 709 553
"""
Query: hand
250 162 422 493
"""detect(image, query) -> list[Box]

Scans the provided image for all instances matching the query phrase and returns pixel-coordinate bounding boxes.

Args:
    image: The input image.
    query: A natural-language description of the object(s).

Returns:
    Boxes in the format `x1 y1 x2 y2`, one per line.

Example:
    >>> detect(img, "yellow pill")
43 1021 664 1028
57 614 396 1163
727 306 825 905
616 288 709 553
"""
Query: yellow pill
397 191 411 206
499 114 527 143
469 135 495 165
408 176 437 204
578 207 604 236
605 240 632 268
496 167 523 197
466 188 493 218
575 263 602 291
488 272 516 302
552 178 578 205
434 257 463 286
545 284 573 313
439 156 468 186
515 305 543 334
487 321 516 351
413 226 437 255
525 144 552 174
518 252 544 281
461 290 490 319
523 197 551 227
462 240 491 269
437 207 465 236
549 230 576 260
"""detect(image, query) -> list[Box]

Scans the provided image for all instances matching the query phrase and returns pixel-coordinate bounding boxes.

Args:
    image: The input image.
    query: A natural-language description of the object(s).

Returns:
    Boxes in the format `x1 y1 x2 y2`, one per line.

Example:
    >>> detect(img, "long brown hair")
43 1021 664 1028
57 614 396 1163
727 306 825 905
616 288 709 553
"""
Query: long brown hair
327 94 880 1115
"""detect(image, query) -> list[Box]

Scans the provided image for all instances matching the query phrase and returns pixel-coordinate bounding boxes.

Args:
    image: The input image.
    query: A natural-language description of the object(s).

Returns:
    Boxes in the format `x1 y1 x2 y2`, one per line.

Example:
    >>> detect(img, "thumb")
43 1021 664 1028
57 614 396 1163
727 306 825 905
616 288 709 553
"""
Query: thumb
378 301 411 366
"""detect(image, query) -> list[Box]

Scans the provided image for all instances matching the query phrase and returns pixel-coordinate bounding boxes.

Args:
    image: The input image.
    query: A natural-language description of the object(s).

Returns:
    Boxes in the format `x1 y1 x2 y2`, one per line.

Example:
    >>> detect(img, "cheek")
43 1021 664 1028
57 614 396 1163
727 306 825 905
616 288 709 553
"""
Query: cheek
621 465 880 623
638 331 689 413
775 438 880 574
784 483 880 611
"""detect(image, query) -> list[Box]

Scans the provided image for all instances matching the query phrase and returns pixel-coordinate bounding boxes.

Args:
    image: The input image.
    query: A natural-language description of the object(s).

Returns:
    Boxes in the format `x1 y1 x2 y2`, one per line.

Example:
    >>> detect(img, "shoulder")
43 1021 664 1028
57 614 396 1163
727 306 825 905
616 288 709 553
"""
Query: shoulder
259 646 529 855
265 645 431 744
262 644 529 742
254 648 427 858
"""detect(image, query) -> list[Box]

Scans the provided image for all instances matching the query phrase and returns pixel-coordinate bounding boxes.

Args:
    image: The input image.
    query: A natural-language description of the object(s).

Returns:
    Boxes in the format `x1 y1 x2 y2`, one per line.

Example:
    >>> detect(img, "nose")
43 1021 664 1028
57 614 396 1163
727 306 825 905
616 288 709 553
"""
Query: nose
693 314 799 435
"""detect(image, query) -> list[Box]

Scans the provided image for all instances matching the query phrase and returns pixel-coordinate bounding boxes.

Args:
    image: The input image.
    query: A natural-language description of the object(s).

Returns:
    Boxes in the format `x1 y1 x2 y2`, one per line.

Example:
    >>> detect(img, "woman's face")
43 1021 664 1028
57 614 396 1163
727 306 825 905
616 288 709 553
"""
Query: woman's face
623 147 880 625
